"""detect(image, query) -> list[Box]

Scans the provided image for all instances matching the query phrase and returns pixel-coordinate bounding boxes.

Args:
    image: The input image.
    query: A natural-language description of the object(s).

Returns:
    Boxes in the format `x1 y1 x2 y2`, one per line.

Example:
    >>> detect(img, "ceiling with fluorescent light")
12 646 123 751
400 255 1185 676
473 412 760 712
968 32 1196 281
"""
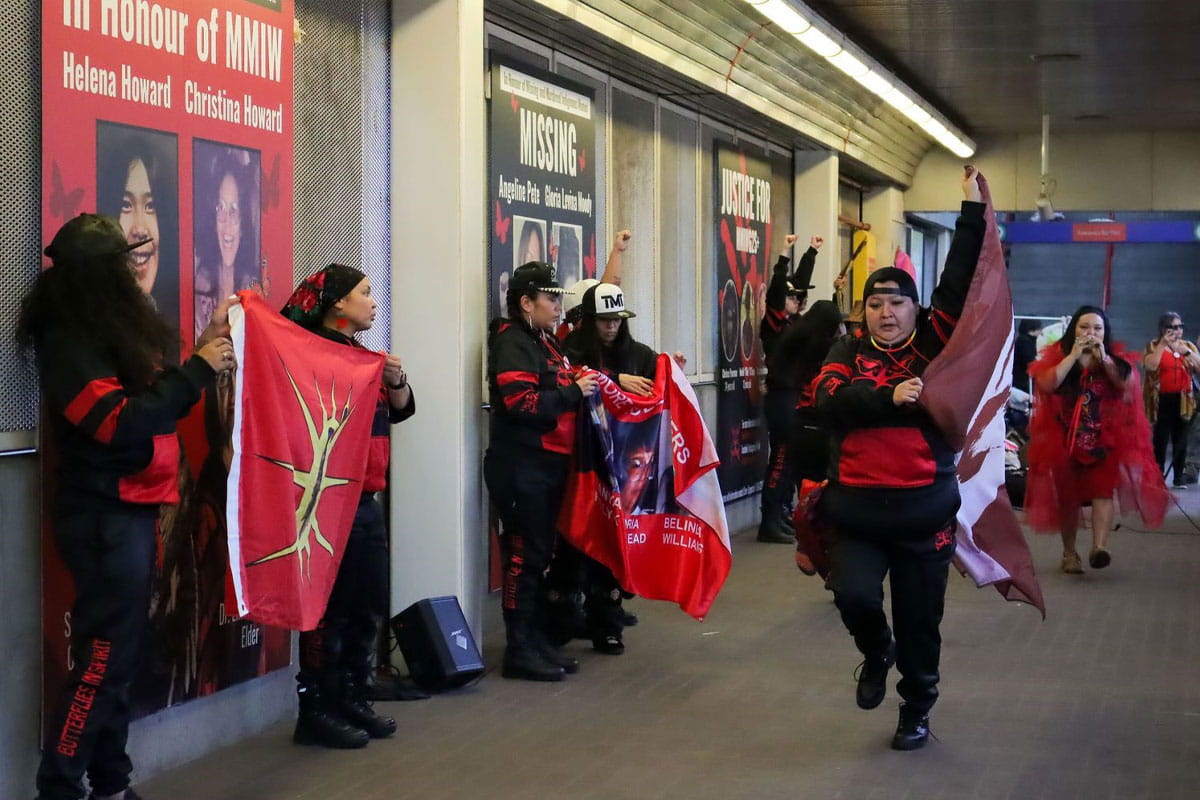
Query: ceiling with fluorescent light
807 0 1200 133
486 0 951 186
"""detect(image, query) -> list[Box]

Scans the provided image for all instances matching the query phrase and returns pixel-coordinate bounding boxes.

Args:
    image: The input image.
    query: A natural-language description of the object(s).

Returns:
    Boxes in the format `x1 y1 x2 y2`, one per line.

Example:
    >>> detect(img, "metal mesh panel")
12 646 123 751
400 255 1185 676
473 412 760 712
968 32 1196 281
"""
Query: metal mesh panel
0 0 41 435
293 0 391 352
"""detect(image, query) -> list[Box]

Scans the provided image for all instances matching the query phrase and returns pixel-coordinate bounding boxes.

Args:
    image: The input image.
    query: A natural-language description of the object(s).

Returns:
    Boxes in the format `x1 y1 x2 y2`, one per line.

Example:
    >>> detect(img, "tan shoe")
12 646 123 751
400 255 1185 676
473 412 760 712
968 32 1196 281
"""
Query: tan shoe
1061 551 1084 574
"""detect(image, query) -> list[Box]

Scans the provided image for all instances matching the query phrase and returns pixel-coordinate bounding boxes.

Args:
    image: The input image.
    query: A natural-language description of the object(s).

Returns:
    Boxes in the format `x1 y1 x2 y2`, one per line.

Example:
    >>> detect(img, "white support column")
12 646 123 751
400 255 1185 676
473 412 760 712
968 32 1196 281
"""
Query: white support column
793 150 839 298
389 0 487 636
863 185 906 267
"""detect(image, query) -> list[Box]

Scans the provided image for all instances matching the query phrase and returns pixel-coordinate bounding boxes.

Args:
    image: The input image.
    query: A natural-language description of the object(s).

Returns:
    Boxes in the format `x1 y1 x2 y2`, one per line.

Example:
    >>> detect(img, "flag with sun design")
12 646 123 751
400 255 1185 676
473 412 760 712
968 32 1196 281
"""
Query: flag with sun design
225 291 385 630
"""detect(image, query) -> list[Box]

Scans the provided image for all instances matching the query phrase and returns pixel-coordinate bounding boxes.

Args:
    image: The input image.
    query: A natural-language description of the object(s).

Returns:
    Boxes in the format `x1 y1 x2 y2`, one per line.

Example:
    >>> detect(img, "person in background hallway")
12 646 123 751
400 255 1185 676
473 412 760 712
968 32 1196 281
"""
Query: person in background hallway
1025 305 1168 574
1013 318 1042 395
281 264 415 749
758 233 824 543
19 214 233 800
813 167 985 751
1143 312 1200 488
486 262 598 681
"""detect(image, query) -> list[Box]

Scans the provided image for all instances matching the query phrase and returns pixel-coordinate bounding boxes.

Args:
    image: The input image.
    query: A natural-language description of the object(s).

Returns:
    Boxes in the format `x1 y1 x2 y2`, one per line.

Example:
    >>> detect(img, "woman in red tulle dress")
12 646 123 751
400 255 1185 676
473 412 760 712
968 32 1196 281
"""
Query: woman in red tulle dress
1025 305 1169 574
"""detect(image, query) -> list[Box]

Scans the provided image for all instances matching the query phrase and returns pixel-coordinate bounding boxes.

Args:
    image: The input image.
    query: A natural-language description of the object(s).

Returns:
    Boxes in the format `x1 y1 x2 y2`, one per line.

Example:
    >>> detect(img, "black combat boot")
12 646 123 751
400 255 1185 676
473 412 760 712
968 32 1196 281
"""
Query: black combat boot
891 703 931 751
337 671 397 738
293 680 369 749
855 638 896 710
757 511 794 543
502 611 565 682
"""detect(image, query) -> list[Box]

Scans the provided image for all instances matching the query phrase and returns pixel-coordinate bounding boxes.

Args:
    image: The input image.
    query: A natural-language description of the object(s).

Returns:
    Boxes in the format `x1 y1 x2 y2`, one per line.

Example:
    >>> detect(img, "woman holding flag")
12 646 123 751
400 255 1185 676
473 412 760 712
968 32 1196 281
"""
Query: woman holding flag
20 214 234 800
812 167 985 751
486 261 599 681
280 264 415 749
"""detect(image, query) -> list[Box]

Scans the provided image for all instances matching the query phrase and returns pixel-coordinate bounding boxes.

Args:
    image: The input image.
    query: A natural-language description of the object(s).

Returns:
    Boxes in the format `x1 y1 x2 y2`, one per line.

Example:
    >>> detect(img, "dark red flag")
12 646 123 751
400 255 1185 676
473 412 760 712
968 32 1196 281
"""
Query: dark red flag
225 292 384 630
920 173 1046 616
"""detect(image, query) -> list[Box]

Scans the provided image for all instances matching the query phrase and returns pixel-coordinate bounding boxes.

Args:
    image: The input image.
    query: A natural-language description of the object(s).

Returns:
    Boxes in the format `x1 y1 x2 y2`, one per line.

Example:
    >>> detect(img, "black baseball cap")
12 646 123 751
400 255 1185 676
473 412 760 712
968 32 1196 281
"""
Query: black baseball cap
509 261 565 296
44 213 151 263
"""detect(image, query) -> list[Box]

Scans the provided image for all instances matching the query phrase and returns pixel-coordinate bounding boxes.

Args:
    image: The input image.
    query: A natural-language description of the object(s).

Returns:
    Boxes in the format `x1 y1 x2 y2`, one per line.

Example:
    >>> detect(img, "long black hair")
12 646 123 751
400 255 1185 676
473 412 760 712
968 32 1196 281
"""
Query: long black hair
1056 304 1130 390
569 315 633 372
17 249 177 388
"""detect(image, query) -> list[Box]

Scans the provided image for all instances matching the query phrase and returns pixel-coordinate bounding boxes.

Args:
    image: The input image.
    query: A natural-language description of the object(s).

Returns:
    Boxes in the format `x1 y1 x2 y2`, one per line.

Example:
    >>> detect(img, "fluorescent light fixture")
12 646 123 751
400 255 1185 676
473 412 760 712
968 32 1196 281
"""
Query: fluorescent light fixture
853 69 892 95
901 104 932 126
881 86 915 112
754 0 811 34
828 49 868 78
797 26 841 57
739 0 974 157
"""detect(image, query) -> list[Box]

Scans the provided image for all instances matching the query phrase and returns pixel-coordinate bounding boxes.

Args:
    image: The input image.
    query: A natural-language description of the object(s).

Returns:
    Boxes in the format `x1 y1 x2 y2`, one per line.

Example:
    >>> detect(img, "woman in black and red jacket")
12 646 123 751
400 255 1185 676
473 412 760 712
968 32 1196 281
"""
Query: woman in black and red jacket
486 261 598 682
280 264 415 750
813 168 985 751
19 214 233 800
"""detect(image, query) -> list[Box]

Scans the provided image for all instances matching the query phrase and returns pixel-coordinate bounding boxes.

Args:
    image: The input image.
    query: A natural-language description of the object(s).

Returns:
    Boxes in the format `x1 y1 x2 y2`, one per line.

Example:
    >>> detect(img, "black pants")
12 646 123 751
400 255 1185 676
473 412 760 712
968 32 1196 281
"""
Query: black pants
827 527 956 713
298 494 390 690
790 419 831 485
37 506 159 800
761 388 800 520
1153 393 1191 483
485 448 567 629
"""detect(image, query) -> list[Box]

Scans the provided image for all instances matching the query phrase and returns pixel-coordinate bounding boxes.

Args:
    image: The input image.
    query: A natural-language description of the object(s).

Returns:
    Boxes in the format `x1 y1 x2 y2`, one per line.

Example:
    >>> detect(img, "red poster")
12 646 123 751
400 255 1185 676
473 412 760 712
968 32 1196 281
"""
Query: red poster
41 0 295 718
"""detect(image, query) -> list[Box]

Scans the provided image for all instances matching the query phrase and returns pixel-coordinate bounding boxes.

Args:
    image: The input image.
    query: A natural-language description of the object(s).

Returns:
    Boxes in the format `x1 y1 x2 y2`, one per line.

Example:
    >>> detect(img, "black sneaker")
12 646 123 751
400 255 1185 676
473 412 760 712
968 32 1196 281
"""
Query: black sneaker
592 634 625 655
891 703 931 751
502 647 566 681
854 639 896 710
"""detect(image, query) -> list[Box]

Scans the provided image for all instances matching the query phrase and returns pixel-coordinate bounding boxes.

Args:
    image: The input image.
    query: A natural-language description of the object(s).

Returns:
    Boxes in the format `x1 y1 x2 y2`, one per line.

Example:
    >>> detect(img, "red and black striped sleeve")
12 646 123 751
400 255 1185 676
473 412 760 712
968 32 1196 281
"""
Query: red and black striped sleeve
492 329 582 423
38 329 213 447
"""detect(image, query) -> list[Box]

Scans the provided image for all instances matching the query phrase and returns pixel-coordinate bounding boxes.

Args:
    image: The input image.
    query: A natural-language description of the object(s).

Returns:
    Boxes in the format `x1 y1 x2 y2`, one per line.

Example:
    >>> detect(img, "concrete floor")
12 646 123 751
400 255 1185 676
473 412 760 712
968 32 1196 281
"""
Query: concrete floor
142 493 1200 800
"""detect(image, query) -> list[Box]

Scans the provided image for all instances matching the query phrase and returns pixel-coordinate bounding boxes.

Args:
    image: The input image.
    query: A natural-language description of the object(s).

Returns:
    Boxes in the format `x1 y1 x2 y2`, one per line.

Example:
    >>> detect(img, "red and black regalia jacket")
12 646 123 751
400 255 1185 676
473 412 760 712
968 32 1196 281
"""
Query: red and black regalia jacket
813 201 986 537
488 317 582 457
36 326 214 512
760 245 817 390
312 327 415 493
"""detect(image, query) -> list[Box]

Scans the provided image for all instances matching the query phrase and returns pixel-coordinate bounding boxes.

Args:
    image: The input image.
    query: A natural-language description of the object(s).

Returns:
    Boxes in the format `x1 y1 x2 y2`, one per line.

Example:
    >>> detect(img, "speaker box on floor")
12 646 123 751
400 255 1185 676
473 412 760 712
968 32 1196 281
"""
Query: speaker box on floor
392 596 484 690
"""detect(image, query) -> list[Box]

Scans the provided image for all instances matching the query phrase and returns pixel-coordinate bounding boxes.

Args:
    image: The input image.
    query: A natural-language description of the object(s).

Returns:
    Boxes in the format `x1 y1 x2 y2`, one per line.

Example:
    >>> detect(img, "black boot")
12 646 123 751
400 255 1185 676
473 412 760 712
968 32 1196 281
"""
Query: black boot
891 703 931 751
855 638 896 710
757 513 794 543
337 671 397 738
502 611 565 682
294 682 369 749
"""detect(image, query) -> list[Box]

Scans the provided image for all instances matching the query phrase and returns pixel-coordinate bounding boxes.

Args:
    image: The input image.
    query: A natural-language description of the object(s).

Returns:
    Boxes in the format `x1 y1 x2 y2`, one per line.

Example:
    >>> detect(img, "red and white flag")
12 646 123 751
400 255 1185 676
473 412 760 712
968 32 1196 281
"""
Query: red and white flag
920 173 1046 616
560 355 731 619
226 292 384 630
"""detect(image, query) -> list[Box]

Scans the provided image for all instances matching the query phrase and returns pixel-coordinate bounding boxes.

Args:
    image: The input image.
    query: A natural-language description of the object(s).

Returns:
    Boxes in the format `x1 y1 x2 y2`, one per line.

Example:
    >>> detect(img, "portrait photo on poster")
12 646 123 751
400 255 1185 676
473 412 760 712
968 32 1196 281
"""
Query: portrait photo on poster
513 215 547 268
95 120 180 340
551 221 583 289
193 139 262 343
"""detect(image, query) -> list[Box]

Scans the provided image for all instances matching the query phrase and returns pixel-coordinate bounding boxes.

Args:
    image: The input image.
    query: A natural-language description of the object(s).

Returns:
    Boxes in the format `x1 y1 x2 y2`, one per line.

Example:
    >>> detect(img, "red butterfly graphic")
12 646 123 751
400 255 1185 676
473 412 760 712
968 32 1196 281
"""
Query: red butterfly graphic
494 200 511 244
262 154 281 211
578 148 587 172
49 161 84 222
582 234 595 278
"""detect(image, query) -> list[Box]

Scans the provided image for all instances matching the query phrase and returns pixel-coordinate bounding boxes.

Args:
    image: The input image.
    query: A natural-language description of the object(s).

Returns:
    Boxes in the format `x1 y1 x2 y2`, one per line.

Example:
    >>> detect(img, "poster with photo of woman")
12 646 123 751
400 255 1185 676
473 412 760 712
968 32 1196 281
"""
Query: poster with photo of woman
192 140 262 342
96 121 180 340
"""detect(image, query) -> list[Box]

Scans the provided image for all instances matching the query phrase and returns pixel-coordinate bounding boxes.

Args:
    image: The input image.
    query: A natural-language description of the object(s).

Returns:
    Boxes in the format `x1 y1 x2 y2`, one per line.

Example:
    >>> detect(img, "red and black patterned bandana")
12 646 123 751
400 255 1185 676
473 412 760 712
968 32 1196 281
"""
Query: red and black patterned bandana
280 263 366 330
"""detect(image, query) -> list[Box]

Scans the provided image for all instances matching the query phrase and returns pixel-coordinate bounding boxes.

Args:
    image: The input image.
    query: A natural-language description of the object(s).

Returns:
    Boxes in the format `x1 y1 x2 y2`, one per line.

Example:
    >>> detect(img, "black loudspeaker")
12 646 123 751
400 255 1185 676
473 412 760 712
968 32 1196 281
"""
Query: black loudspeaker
392 596 484 691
